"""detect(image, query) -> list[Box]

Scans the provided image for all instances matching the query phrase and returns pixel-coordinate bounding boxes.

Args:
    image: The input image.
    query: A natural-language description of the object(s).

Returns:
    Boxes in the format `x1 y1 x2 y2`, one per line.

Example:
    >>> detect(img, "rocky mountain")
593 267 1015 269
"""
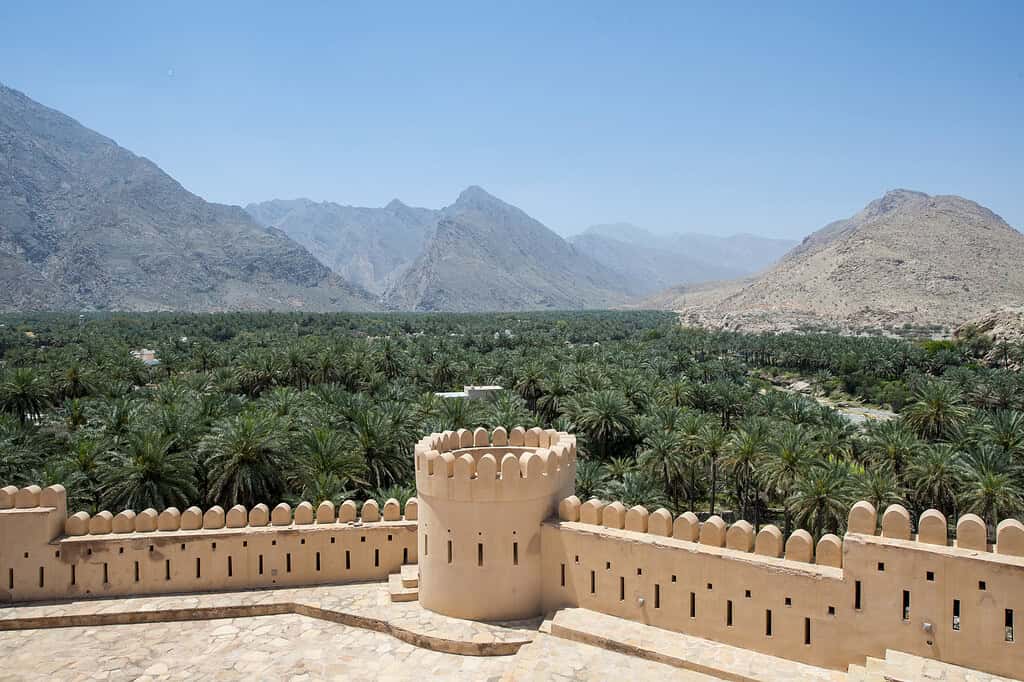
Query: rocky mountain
569 223 794 295
664 190 1024 332
245 198 437 295
0 83 377 312
382 187 630 311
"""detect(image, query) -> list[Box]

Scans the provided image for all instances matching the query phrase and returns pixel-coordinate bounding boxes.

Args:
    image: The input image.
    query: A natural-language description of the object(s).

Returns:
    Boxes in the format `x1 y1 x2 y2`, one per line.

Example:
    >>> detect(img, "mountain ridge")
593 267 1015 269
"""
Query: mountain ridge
0 83 377 312
660 189 1024 332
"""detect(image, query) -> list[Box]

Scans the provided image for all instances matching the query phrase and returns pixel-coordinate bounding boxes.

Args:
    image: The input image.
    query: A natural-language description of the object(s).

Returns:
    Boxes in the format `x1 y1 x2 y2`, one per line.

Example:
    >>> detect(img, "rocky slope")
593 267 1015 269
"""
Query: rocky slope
0 83 377 312
570 223 794 295
382 187 630 311
664 190 1024 331
246 198 437 295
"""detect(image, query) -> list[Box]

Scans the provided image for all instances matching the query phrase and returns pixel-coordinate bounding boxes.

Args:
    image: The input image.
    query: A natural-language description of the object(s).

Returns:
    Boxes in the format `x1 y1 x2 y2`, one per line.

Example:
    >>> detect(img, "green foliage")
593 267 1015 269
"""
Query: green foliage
0 310 1022 539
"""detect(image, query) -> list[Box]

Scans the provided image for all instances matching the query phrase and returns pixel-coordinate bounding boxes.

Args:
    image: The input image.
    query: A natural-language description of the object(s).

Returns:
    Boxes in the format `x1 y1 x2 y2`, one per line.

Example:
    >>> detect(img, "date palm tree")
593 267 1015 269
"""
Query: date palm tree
762 423 813 536
201 411 289 508
724 419 771 527
906 444 962 518
903 380 971 441
699 422 727 515
0 367 50 425
789 460 854 539
957 446 1024 534
863 420 921 481
100 430 198 511
570 390 635 460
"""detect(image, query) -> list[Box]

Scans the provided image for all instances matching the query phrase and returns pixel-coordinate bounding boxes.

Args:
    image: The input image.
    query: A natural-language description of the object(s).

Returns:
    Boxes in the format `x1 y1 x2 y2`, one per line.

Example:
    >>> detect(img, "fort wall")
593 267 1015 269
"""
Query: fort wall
0 485 417 604
542 496 1024 678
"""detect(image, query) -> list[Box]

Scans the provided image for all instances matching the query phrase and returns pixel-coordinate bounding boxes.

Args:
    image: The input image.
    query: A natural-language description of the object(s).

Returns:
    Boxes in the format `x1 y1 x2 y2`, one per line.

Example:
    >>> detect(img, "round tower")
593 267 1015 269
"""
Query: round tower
413 425 576 621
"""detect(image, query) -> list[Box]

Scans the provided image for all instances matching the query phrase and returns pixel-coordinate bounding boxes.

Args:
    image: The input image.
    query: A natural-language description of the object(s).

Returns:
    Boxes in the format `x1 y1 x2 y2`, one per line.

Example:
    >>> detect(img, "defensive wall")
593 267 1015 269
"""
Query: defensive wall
545 496 1024 678
0 484 416 603
2 425 1023 679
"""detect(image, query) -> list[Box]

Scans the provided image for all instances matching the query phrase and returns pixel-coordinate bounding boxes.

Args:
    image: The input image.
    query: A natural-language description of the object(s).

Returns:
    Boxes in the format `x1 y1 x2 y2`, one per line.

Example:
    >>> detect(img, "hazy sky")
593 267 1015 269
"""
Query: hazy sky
2 1 1021 238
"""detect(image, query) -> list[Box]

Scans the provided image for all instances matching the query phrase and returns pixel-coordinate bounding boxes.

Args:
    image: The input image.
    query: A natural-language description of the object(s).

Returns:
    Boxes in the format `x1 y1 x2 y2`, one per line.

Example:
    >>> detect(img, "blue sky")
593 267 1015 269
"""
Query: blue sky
1 1 1021 238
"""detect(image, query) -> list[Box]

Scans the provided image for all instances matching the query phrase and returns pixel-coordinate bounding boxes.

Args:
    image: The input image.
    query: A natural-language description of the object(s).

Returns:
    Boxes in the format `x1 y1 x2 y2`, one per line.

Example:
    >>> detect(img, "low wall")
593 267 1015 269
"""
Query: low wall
542 497 1024 678
0 485 417 604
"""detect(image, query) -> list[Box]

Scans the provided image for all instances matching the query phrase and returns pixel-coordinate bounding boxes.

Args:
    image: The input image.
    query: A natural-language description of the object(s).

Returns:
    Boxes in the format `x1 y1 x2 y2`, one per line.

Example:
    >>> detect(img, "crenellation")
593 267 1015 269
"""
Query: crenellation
315 500 335 524
601 501 626 529
997 518 1024 556
89 510 113 535
0 485 17 509
784 528 813 562
754 524 783 557
181 506 203 530
623 505 648 533
814 534 842 568
699 515 727 547
673 511 700 542
158 507 182 530
917 508 948 545
648 508 672 536
881 504 912 540
270 503 291 526
956 513 988 550
112 510 136 534
203 506 225 530
226 504 248 528
725 519 754 552
293 501 314 525
135 509 158 532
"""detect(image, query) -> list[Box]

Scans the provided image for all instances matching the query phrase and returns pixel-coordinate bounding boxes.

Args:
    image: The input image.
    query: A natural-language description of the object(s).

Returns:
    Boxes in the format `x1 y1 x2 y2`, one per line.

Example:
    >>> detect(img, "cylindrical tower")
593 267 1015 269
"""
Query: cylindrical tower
413 426 576 621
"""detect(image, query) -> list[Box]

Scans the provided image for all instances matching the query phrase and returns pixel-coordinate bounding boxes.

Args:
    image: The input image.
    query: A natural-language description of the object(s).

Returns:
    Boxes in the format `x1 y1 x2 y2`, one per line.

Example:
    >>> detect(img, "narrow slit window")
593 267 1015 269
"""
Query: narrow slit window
513 542 519 566
258 555 264 575
71 565 76 586
403 547 408 564
345 550 351 570
228 556 233 578
424 535 428 556
316 551 321 572
619 576 625 601
477 543 484 567
196 557 201 579
165 559 171 581
286 553 292 573
7 568 11 589
766 609 773 636
560 563 566 587
103 562 109 584
38 566 44 588
655 584 661 609
690 592 696 618
804 617 811 645
902 590 911 621
590 570 596 594
447 540 453 564
952 599 960 631
855 580 862 610
374 548 380 568
727 600 733 626
1007 609 1015 642
134 561 140 582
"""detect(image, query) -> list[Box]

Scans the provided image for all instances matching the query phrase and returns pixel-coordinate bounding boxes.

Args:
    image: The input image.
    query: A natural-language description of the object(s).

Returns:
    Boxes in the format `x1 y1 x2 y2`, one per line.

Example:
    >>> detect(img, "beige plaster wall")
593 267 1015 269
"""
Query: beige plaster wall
542 499 1024 678
0 485 417 604
414 427 576 620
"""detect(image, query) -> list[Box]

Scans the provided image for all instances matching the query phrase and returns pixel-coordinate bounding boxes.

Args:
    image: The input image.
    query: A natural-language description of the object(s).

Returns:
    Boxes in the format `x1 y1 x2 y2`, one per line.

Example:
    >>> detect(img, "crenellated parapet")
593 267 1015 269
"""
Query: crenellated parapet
414 426 576 502
1 482 418 604
545 496 1024 678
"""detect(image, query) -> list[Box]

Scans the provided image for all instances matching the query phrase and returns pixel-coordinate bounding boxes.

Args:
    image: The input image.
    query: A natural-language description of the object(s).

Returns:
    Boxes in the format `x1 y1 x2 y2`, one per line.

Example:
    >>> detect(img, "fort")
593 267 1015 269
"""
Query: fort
1 426 1022 680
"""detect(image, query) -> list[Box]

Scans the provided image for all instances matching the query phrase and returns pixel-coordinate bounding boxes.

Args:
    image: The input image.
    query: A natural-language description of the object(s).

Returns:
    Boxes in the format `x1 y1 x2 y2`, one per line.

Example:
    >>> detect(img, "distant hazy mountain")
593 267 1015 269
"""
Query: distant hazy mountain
246 198 437 295
663 190 1024 331
568 223 795 295
0 83 377 312
383 187 630 311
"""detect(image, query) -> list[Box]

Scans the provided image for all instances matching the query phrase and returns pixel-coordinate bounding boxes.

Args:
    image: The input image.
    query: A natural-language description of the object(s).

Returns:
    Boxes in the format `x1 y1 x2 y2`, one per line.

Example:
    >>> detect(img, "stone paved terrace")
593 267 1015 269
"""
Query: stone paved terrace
0 581 538 656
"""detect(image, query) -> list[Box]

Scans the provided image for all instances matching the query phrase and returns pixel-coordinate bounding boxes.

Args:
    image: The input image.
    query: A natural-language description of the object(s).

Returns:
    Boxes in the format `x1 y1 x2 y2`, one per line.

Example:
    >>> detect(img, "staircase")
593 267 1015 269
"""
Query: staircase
846 650 1018 682
388 564 419 603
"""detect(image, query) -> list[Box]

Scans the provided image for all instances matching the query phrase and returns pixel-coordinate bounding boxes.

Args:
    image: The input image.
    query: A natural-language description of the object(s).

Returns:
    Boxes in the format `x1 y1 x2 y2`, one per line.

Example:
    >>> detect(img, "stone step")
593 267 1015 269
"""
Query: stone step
548 607 841 682
388 573 418 603
400 563 419 588
882 649 1017 682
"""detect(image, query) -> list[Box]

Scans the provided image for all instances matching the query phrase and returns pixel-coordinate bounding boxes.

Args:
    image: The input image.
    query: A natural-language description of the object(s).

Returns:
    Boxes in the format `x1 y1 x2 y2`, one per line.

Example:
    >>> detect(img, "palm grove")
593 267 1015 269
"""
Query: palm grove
1 311 1022 541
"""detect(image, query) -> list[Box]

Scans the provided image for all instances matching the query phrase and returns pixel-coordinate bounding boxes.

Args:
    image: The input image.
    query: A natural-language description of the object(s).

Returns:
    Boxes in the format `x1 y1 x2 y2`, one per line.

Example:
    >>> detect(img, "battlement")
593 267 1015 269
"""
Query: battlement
545 496 1024 677
1 483 418 604
558 496 1024 567
413 426 576 501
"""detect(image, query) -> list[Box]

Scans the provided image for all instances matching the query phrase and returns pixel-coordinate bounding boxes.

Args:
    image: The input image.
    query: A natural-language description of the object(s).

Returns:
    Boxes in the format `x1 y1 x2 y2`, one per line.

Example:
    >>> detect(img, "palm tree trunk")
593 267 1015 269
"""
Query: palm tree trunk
709 458 717 515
